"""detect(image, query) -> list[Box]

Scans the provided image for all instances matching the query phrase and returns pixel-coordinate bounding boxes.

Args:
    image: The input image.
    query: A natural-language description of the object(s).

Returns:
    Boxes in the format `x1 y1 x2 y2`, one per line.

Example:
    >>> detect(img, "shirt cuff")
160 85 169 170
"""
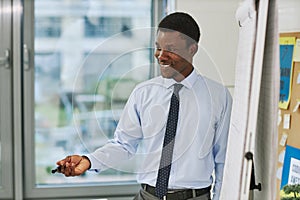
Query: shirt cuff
85 154 104 173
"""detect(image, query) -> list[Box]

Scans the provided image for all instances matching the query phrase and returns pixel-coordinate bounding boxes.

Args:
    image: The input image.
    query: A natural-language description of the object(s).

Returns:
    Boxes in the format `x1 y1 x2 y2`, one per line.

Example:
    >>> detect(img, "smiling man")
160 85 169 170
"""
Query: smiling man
56 12 232 200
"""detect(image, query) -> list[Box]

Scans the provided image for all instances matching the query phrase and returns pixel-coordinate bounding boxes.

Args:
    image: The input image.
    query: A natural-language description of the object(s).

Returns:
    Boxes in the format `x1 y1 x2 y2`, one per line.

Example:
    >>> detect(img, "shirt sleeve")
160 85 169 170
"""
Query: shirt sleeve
86 88 143 172
212 88 232 200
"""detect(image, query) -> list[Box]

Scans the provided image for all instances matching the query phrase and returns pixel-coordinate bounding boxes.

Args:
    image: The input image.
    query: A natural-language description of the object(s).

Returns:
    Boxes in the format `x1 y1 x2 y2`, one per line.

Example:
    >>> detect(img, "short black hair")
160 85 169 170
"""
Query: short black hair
158 12 200 43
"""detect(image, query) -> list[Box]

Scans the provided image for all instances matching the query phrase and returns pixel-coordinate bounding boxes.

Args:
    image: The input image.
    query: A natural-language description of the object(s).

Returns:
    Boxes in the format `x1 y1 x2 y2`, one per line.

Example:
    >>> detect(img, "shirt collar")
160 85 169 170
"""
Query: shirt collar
162 69 197 89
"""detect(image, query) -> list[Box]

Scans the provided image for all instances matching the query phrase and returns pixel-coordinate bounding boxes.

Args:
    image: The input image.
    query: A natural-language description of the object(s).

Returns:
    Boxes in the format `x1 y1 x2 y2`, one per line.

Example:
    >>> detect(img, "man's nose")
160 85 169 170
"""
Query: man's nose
157 49 168 60
157 49 163 59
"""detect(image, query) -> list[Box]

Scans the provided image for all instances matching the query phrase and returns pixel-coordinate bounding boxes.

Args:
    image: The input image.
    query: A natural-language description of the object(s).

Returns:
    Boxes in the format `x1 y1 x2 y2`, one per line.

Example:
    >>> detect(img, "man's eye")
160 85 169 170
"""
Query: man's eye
167 48 177 53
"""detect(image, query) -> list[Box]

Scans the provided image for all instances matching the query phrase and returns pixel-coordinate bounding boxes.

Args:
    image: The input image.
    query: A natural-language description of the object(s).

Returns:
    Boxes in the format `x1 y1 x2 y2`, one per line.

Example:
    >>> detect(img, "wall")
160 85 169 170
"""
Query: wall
278 0 300 33
174 0 241 94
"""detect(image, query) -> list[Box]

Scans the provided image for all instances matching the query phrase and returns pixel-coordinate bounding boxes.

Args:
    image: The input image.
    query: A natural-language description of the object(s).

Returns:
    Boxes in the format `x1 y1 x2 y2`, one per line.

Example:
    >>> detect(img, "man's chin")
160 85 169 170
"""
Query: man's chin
161 74 172 79
161 67 177 78
161 71 177 79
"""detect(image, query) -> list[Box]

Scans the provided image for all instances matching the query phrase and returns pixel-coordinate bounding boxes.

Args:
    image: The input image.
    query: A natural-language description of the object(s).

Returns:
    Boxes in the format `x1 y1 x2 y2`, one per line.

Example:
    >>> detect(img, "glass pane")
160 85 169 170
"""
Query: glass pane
34 0 152 185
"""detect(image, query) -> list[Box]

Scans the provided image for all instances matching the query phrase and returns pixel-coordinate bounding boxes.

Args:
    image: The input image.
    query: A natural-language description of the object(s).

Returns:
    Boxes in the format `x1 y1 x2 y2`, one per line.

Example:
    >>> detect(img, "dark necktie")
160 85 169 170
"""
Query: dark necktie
155 83 183 199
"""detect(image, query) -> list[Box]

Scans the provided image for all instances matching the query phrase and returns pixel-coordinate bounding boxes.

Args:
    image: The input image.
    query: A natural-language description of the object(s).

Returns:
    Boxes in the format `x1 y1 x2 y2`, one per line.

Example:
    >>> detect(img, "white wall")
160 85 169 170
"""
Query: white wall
278 0 300 32
174 0 241 94
173 0 300 89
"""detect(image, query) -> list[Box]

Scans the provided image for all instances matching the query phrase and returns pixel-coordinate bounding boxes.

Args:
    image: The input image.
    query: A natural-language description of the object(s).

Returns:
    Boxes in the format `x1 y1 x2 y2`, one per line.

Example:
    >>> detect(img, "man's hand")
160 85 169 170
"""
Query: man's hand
56 155 91 177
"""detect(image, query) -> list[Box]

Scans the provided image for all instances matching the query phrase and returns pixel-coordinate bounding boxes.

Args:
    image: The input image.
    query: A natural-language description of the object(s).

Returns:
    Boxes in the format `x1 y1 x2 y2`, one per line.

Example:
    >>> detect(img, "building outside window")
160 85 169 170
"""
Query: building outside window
35 17 62 38
34 0 153 186
84 16 132 38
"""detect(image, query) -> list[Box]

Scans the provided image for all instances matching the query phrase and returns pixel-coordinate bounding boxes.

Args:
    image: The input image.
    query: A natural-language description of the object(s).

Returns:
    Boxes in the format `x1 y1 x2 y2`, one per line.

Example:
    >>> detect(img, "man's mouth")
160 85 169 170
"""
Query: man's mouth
160 64 171 68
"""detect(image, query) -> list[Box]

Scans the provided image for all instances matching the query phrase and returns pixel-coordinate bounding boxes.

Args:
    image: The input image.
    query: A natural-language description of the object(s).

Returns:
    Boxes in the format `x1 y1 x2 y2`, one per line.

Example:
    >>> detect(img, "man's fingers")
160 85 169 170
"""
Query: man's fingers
63 163 76 177
62 165 70 176
64 156 72 163
55 156 73 173
56 155 71 166
56 160 64 166
70 163 76 176
55 155 86 176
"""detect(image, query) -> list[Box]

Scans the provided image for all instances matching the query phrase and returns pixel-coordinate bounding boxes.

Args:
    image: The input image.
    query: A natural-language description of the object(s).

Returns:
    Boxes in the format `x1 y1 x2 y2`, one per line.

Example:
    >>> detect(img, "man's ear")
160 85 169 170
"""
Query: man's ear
189 43 198 56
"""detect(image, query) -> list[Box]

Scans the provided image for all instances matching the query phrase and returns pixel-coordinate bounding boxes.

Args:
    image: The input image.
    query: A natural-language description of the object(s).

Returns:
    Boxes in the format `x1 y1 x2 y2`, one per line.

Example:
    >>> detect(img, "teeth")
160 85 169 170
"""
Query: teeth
161 64 170 68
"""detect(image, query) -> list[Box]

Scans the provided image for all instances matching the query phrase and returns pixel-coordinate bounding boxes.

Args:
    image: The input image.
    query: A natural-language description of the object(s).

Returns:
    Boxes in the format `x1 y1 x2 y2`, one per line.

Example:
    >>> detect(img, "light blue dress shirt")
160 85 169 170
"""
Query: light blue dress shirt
87 69 232 200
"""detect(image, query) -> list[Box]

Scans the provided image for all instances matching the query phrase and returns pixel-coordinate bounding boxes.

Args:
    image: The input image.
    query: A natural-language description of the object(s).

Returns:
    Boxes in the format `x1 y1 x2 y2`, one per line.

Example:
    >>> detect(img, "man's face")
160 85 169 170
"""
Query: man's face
154 30 194 81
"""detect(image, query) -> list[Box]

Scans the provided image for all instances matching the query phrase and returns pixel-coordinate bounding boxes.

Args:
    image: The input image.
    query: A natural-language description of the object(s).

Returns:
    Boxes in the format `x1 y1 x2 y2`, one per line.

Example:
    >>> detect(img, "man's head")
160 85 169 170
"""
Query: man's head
155 12 200 82
158 12 200 44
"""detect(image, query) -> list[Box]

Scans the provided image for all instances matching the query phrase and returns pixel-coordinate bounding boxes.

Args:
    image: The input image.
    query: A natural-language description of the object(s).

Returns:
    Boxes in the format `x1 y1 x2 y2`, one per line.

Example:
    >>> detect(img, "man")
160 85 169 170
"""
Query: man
56 12 232 200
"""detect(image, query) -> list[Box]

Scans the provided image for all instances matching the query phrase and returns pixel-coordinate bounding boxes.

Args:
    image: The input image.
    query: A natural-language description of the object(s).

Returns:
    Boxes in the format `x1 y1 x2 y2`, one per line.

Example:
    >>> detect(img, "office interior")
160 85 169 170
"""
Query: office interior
0 0 299 199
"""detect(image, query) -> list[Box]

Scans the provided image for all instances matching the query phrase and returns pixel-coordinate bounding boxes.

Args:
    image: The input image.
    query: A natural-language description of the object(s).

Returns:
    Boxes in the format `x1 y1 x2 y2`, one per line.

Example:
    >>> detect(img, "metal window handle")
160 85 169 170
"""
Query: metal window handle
23 44 30 70
0 49 10 69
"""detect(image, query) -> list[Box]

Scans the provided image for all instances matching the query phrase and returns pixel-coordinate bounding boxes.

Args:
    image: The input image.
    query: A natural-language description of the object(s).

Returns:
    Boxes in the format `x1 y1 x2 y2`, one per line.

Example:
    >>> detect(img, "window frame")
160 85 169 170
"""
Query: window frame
0 0 13 198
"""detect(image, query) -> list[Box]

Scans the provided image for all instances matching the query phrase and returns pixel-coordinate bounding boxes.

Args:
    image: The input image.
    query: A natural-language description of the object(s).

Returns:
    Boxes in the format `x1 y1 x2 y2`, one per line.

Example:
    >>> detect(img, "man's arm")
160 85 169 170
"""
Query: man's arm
212 88 232 200
55 87 143 175
86 88 143 172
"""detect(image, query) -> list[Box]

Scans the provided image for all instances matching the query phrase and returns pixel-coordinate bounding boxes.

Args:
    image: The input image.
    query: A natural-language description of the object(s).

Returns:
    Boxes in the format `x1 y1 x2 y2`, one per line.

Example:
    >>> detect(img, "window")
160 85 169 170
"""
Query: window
84 16 132 38
34 0 152 184
22 0 159 199
35 17 62 38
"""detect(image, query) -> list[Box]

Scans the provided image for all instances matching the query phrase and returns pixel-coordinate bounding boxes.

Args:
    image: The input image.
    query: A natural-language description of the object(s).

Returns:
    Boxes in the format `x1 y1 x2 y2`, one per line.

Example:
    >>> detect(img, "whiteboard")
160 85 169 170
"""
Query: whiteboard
220 0 257 199
253 0 279 199
220 0 279 199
